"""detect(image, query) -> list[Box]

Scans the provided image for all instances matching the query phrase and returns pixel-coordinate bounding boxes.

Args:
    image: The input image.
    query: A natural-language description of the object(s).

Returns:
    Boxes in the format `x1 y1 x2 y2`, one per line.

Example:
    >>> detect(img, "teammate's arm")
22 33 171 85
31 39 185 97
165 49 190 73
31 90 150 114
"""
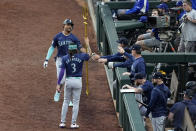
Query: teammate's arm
56 68 65 91
43 46 55 68
43 37 57 68
46 46 55 60
122 84 143 93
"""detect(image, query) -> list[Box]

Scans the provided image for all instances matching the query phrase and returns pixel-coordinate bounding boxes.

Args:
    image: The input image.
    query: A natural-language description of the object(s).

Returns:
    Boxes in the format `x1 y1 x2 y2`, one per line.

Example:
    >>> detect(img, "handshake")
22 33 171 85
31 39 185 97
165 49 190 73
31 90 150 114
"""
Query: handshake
91 53 115 69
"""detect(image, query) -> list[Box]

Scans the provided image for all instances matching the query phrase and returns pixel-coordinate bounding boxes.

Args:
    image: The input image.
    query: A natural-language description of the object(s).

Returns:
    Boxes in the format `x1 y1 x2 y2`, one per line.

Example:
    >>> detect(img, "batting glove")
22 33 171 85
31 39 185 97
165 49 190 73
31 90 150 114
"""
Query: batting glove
43 60 48 68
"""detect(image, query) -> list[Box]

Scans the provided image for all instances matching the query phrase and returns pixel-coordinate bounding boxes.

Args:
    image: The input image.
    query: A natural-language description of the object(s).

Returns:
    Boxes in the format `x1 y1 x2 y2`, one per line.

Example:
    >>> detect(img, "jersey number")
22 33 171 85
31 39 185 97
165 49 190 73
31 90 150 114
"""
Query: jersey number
71 63 76 73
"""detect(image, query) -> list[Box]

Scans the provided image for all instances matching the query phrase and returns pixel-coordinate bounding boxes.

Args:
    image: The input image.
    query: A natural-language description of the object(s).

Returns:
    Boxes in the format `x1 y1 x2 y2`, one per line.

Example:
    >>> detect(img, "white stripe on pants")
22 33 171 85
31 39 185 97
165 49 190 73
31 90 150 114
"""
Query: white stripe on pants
60 78 82 124
56 57 66 84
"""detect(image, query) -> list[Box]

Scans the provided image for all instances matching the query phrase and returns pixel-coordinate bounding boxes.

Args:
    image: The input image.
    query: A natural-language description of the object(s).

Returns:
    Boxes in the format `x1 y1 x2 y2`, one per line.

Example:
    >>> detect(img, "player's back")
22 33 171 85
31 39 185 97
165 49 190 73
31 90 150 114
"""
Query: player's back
62 53 90 77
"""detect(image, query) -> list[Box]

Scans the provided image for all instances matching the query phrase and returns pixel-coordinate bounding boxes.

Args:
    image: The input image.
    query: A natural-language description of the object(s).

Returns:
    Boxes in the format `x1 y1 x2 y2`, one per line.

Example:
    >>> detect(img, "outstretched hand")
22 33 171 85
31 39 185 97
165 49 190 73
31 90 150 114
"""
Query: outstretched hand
91 53 100 60
84 37 89 46
122 72 131 76
98 58 107 63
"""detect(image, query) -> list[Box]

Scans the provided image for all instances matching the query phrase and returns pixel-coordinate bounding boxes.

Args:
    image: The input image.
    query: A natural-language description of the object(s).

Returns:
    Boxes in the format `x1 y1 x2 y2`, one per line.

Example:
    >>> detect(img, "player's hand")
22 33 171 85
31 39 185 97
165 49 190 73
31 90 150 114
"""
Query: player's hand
43 60 48 68
118 46 125 54
122 84 132 89
98 58 107 63
107 62 114 69
84 37 89 45
56 85 61 92
122 84 129 89
187 16 193 22
122 72 131 76
92 53 100 60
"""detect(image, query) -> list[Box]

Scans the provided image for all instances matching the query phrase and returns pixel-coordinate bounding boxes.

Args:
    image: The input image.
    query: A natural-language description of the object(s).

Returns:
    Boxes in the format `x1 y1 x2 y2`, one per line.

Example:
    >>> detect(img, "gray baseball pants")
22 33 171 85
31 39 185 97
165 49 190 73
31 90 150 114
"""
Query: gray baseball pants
60 77 82 124
151 116 166 131
56 57 66 84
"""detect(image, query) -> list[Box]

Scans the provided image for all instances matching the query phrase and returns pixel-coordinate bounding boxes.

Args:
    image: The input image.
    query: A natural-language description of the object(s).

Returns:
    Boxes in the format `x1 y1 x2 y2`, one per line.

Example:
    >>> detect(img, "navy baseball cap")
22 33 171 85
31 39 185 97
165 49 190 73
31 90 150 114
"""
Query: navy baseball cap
184 89 194 98
132 73 145 80
176 1 183 7
124 47 132 53
131 44 141 51
139 16 148 23
152 72 163 79
116 37 128 45
157 3 169 11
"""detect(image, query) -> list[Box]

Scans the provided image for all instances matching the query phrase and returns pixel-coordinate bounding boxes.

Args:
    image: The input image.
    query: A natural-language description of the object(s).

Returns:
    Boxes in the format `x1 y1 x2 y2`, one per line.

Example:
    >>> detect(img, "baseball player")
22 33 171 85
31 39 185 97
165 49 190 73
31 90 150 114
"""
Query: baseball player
95 37 133 71
118 44 146 85
122 73 154 115
168 88 196 131
57 38 91 128
146 72 171 131
43 19 85 105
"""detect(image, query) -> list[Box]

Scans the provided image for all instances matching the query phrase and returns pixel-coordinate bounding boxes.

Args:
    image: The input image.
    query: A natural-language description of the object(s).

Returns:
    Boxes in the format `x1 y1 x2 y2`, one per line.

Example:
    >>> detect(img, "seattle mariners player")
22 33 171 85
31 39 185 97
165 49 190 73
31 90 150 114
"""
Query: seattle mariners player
57 38 91 128
43 19 85 104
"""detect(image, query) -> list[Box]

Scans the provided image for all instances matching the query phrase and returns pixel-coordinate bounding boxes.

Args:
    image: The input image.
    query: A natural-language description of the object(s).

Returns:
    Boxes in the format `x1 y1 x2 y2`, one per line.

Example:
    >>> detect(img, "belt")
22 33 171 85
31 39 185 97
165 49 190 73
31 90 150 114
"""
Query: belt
66 77 82 79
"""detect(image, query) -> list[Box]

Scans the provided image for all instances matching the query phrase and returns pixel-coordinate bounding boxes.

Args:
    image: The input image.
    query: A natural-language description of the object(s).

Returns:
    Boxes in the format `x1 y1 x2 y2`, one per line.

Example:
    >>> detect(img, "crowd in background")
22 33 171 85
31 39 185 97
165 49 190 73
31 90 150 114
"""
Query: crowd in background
96 0 196 131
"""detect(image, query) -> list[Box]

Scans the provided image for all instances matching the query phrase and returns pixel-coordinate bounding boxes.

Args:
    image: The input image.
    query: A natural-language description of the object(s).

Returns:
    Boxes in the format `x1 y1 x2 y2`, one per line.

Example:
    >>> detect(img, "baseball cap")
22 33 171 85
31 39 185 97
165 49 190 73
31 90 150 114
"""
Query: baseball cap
184 89 194 98
124 47 132 53
116 37 128 45
152 72 163 79
157 3 169 11
131 44 141 51
132 73 145 80
176 1 183 7
139 16 148 23
68 43 77 50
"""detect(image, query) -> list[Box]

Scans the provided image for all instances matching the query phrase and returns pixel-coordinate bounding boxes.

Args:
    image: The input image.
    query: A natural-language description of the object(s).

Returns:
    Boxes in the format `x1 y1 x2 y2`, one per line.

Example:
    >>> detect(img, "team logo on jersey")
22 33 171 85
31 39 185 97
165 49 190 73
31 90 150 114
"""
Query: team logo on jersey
58 40 73 47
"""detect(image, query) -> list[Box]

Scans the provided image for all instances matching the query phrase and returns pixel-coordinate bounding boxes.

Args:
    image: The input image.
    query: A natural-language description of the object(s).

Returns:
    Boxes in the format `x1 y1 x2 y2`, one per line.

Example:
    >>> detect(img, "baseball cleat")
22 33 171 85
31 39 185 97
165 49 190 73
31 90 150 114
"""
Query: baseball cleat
70 123 79 128
59 122 66 128
54 91 60 102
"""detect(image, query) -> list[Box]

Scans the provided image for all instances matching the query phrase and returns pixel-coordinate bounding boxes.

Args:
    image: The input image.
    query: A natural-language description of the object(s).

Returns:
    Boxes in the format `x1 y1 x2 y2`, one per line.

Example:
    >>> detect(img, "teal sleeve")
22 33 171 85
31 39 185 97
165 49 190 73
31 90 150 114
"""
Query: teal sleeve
45 46 55 60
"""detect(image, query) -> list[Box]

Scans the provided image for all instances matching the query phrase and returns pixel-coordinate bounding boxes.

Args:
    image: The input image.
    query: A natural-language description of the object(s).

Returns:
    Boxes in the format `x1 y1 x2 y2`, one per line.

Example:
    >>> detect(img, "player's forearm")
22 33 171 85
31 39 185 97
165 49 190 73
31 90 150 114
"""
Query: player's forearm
46 46 55 60
57 68 65 85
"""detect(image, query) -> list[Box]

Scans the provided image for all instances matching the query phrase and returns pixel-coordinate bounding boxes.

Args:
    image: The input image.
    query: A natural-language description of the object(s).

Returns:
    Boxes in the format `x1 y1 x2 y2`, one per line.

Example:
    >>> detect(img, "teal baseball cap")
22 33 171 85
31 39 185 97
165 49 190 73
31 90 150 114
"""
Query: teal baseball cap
68 43 77 50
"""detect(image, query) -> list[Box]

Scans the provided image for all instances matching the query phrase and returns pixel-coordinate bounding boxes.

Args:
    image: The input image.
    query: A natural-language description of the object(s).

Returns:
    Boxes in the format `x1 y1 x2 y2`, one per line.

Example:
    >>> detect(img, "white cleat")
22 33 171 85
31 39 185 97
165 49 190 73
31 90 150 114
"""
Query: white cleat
59 122 66 128
70 123 79 129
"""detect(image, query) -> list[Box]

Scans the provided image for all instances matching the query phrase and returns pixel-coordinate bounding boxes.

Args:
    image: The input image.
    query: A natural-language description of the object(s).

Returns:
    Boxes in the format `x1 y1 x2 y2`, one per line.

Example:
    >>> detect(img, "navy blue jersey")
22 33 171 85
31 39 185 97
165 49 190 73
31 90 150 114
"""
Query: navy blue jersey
100 52 122 60
141 80 154 105
61 53 90 77
52 32 82 57
130 57 146 78
170 100 196 129
192 94 196 105
123 52 146 83
147 83 171 117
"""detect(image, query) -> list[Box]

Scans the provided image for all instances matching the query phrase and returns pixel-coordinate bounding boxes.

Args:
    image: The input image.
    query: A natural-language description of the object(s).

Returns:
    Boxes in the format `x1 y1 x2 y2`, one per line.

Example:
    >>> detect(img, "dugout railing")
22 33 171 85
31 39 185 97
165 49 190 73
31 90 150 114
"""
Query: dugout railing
96 1 196 131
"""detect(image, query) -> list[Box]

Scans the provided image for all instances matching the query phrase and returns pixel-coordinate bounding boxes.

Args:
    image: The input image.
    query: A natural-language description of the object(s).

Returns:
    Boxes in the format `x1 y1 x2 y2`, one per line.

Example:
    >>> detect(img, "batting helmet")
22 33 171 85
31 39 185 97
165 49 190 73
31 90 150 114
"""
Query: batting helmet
185 81 196 90
63 19 74 27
